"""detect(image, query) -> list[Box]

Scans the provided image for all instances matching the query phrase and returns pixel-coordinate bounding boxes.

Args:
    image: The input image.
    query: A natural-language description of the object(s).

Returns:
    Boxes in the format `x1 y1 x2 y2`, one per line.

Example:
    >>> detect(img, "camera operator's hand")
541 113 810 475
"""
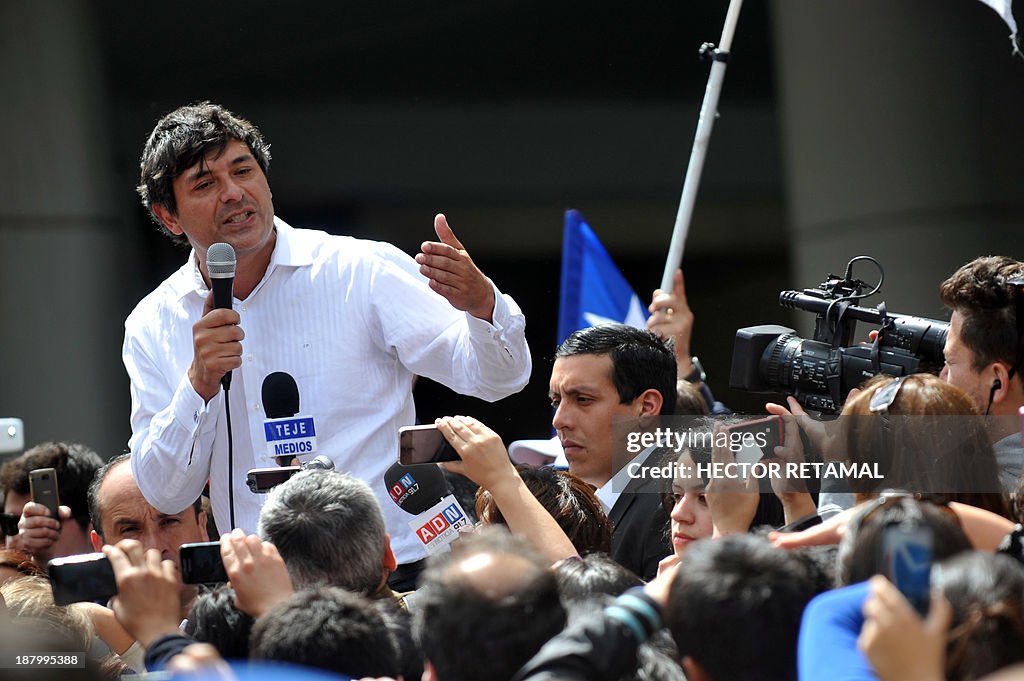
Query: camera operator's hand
705 424 760 537
220 529 294 618
17 502 72 567
858 576 950 681
648 269 697 380
436 415 578 563
103 539 184 648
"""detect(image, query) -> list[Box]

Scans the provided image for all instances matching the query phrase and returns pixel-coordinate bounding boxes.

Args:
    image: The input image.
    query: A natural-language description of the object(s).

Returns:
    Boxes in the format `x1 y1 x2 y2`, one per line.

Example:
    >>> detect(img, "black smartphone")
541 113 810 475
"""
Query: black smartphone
880 520 934 616
180 541 228 584
398 425 459 465
48 553 117 606
723 415 784 459
246 466 301 493
29 467 61 519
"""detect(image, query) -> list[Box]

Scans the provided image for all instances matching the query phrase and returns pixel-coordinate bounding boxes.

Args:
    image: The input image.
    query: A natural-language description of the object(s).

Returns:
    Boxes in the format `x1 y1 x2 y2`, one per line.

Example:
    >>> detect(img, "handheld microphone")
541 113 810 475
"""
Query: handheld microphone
261 372 318 464
207 242 236 390
383 461 471 555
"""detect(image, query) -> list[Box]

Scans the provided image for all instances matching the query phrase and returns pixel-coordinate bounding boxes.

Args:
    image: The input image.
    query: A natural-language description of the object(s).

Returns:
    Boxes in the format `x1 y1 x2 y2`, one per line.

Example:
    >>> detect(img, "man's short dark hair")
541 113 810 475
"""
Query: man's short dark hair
185 585 254 660
414 527 567 681
666 535 814 681
87 453 201 540
137 102 272 245
0 442 103 530
556 324 677 416
249 586 400 679
257 470 387 593
939 255 1024 373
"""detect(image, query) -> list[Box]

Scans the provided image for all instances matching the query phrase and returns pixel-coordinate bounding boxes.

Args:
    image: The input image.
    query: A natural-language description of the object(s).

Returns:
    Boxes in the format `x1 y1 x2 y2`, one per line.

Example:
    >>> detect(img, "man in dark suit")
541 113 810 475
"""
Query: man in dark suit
549 324 676 580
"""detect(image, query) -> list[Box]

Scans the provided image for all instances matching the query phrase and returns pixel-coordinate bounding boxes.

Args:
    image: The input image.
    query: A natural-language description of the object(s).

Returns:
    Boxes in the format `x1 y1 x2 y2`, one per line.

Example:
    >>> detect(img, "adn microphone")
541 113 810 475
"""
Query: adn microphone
206 242 236 390
383 460 471 555
261 372 318 465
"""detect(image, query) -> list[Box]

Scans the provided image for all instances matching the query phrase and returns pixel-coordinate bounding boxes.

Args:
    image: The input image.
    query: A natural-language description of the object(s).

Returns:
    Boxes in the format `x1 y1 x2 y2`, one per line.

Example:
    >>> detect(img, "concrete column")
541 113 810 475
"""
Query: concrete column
0 0 126 457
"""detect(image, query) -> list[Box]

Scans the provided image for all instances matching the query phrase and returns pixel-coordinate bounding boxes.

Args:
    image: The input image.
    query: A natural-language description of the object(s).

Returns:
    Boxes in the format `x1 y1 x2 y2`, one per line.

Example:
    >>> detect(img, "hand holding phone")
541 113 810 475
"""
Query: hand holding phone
399 424 460 465
722 415 784 460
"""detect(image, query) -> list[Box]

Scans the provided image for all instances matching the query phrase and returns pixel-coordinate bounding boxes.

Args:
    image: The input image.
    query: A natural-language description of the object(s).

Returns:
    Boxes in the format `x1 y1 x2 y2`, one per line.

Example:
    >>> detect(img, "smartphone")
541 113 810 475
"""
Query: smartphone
880 521 934 616
723 415 784 460
0 417 24 455
29 467 61 520
246 466 301 493
49 553 117 606
398 425 459 465
180 541 228 584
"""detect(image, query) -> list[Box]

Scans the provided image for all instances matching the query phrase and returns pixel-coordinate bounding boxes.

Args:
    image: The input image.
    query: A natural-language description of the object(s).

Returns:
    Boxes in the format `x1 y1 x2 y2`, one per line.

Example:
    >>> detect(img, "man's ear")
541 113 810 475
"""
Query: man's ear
422 660 437 681
990 362 1013 404
383 534 398 573
89 529 103 552
151 203 183 236
197 509 210 542
636 388 664 421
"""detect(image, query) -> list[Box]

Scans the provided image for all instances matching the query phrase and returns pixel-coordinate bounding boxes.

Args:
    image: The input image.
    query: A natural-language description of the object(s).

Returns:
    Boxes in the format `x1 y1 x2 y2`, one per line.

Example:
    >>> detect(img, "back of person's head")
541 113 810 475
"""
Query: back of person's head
939 255 1024 371
414 526 567 681
374 598 423 681
789 544 840 597
476 465 612 555
933 552 1024 681
0 576 93 654
0 549 43 584
258 469 388 594
137 101 272 243
185 585 254 660
840 374 1009 516
556 324 678 416
675 379 709 416
666 534 814 681
555 552 643 603
837 495 971 587
0 441 103 530
249 586 399 679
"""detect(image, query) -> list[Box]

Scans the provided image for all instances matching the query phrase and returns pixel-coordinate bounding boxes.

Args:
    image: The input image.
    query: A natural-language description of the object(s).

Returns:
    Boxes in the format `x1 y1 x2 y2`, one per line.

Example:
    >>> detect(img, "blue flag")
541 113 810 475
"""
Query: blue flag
557 209 650 345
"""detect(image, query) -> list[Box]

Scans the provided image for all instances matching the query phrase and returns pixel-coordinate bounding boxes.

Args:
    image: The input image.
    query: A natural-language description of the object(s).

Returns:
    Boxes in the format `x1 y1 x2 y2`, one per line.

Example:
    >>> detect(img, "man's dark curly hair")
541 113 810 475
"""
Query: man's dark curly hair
137 101 272 245
939 255 1024 373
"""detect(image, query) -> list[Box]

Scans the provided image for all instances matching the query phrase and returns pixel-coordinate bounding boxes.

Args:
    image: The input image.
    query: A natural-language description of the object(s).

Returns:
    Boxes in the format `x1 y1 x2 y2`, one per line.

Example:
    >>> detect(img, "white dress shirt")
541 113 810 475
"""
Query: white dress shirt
123 218 531 564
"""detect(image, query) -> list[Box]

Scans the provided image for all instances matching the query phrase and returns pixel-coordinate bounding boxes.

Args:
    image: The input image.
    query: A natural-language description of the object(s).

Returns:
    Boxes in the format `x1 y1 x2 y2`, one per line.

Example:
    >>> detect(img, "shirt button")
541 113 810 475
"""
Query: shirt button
247 354 254 362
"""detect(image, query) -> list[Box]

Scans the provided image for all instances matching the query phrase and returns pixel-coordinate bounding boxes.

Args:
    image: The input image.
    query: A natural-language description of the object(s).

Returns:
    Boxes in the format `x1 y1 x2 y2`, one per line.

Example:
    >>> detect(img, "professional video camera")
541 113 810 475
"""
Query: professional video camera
729 256 948 413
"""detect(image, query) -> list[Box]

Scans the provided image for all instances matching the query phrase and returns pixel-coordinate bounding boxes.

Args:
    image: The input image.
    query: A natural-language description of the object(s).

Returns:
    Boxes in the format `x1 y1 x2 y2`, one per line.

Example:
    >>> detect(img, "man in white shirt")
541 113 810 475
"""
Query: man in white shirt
124 102 531 582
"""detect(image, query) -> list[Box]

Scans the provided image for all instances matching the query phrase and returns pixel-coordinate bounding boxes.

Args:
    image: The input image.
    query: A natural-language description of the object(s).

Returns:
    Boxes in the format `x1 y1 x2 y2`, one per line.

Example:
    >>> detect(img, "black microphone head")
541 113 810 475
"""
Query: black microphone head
384 461 449 515
262 372 300 418
207 242 236 279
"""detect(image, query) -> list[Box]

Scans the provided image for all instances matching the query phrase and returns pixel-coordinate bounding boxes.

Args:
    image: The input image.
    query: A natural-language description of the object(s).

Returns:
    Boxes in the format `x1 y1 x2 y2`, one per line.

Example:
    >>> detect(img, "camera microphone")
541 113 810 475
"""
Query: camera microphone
383 461 471 555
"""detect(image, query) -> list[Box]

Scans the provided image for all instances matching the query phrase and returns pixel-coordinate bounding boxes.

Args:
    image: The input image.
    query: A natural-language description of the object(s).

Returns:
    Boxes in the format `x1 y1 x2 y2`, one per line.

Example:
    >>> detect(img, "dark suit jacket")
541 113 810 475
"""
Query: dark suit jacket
608 472 672 582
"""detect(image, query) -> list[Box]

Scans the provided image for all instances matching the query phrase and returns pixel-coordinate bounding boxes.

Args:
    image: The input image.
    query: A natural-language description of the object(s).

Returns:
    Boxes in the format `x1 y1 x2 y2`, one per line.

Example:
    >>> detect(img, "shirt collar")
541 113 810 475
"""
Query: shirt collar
171 216 311 302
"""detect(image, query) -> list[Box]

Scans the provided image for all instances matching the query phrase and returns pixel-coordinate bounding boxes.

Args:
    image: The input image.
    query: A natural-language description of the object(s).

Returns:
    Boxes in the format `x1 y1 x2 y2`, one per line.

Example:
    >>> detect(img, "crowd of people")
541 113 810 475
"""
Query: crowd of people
1 102 1024 681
